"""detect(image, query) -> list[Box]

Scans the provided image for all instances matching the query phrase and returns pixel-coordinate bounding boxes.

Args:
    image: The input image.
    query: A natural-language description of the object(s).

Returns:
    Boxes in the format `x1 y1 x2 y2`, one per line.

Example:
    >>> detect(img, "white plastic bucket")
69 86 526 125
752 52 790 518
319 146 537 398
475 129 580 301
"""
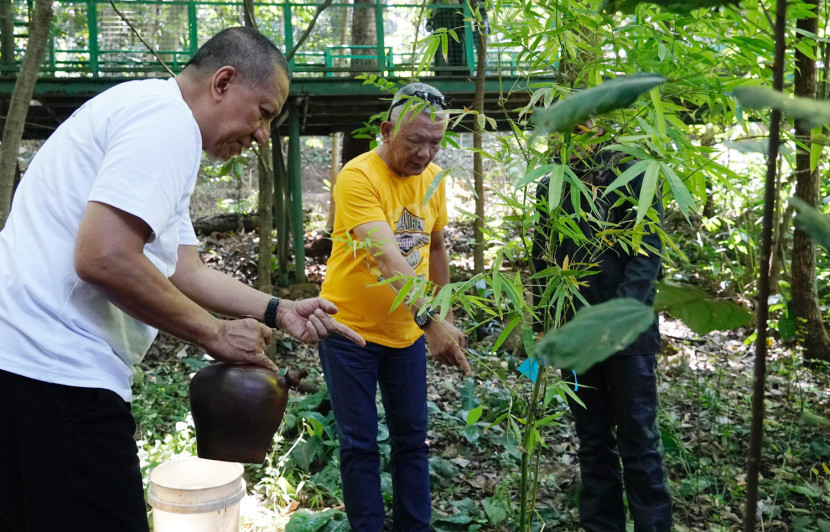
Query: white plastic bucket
147 457 245 532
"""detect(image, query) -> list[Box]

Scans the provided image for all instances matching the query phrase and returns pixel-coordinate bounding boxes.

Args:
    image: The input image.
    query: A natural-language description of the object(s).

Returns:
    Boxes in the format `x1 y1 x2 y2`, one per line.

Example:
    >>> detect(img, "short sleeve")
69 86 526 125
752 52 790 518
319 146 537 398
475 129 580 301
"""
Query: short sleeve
178 210 198 246
333 168 387 232
88 95 200 240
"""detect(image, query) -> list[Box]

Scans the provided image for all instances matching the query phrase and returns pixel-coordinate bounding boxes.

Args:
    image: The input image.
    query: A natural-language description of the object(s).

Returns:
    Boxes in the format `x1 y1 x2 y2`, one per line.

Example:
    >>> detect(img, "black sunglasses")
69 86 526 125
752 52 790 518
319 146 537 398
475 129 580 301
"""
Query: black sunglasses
388 91 454 113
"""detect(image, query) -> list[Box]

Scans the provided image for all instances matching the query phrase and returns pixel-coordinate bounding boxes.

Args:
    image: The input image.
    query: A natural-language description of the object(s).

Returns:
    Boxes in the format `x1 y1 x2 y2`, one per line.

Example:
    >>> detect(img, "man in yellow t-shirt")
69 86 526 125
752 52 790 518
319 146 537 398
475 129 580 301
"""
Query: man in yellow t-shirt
318 83 471 531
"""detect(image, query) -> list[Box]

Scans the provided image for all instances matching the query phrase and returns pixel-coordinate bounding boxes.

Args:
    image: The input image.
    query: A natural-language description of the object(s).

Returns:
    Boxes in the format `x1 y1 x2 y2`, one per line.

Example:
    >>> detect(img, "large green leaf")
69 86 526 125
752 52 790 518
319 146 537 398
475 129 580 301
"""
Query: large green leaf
532 73 667 135
289 436 322 471
654 280 751 335
602 0 739 14
734 86 830 129
286 509 338 532
536 298 655 373
791 197 830 252
482 497 509 525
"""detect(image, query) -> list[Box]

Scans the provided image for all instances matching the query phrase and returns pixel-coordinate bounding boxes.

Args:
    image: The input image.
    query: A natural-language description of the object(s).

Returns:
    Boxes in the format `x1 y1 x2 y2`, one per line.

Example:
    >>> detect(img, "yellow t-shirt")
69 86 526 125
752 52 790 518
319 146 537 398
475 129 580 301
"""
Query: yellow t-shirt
320 149 448 348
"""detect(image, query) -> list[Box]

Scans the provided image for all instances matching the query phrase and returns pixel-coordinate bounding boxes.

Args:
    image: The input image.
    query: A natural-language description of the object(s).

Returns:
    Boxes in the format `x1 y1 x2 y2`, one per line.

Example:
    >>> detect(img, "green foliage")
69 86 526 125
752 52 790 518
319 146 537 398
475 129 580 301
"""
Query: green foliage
601 0 741 15
285 508 348 532
655 279 752 335
532 73 667 135
536 298 656 372
791 197 830 253
734 86 830 129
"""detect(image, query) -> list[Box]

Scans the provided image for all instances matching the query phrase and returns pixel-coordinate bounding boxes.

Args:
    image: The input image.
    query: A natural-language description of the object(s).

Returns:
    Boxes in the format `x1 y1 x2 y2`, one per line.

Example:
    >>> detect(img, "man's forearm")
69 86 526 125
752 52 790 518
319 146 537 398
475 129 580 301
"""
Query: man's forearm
371 246 434 315
171 246 272 321
80 247 223 349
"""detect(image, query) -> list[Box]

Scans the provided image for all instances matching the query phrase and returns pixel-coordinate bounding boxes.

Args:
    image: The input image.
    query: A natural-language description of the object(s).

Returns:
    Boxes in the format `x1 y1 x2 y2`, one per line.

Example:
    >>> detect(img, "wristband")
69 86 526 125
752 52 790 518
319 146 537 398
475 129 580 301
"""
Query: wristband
264 297 281 328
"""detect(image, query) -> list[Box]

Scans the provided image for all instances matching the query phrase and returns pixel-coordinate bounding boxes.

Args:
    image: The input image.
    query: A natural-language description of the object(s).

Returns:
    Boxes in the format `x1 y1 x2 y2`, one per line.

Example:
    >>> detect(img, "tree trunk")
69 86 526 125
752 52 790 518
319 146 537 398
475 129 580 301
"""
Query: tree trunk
0 0 15 70
242 0 258 30
342 1 373 161
744 0 786 527
326 132 342 232
0 0 53 228
192 213 259 235
334 3 350 75
242 0 275 294
257 146 274 293
791 0 830 362
471 0 486 275
342 134 371 168
350 0 376 71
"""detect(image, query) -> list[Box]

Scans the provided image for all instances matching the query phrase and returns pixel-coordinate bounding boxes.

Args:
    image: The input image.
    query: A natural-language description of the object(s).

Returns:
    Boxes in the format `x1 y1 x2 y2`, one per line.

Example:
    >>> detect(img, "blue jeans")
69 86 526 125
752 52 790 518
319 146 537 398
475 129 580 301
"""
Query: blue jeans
563 355 672 532
318 334 430 532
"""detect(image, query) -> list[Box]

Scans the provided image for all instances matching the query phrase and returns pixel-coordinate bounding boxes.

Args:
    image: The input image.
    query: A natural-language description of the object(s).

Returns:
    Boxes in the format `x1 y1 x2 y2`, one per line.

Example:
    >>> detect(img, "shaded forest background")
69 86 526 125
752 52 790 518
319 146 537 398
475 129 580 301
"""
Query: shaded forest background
2 0 830 529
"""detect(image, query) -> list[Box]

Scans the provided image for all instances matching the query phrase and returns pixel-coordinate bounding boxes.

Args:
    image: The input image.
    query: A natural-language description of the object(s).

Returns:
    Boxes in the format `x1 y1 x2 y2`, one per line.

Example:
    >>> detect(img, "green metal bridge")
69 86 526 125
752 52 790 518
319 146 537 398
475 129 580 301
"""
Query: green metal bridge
0 0 545 283
0 0 541 138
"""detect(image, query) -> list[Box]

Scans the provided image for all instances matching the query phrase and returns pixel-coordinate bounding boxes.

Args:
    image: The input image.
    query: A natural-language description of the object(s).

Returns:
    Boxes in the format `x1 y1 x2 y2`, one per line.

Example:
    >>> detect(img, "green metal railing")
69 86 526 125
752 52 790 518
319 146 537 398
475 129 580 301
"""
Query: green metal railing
0 0 528 79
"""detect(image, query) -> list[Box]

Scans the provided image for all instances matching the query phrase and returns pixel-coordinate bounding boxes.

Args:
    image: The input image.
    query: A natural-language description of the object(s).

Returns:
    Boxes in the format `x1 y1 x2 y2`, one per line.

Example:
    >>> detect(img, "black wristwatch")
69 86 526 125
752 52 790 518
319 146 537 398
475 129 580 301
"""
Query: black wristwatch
263 297 281 328
414 306 439 330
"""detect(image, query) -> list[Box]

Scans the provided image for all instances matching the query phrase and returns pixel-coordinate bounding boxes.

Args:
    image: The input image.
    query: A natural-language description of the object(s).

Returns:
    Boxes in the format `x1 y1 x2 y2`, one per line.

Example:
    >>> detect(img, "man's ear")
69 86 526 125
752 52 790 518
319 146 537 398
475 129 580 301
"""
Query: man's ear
380 120 394 142
210 66 238 102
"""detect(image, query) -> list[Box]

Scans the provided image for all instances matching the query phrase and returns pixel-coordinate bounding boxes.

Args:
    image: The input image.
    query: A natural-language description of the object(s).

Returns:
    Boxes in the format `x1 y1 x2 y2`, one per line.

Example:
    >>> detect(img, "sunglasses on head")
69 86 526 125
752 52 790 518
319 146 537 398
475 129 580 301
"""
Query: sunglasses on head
388 91 453 113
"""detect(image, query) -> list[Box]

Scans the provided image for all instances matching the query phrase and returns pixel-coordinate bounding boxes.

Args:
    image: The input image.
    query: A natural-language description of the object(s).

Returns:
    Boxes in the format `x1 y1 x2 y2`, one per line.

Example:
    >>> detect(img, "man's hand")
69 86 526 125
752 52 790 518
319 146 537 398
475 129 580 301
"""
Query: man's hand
276 298 366 346
207 318 278 372
425 318 472 377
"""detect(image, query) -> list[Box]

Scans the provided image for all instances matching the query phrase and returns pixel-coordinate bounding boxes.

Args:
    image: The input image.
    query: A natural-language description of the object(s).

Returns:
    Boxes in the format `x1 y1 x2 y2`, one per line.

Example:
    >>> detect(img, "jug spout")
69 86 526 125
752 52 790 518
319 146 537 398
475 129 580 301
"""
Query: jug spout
279 368 309 391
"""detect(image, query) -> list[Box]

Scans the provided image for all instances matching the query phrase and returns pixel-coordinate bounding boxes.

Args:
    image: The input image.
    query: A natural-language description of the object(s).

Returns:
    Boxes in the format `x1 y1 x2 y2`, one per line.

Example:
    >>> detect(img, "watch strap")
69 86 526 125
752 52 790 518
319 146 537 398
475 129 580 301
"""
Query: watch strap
264 297 281 328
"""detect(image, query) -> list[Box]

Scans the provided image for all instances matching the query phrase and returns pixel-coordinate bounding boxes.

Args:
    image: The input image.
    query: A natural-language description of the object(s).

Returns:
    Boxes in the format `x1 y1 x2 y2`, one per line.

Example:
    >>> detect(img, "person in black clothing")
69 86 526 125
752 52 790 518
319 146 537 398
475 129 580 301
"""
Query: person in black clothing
532 142 672 531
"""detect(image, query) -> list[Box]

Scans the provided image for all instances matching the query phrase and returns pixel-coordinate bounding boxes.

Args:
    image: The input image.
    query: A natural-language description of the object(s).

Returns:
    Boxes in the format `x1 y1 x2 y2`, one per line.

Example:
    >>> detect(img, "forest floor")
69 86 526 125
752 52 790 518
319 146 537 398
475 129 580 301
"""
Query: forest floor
136 224 830 532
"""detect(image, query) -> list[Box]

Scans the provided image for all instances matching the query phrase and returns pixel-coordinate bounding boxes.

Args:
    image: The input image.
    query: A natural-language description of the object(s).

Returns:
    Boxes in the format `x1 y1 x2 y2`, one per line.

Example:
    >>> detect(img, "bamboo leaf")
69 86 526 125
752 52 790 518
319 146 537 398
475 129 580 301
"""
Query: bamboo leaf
389 277 414 313
654 280 751 335
601 0 740 14
602 143 651 160
532 74 667 135
514 163 558 189
810 127 822 172
422 168 448 206
536 298 655 373
636 160 660 225
547 164 566 210
734 86 830 129
602 159 651 199
660 162 696 221
791 197 830 252
492 315 521 353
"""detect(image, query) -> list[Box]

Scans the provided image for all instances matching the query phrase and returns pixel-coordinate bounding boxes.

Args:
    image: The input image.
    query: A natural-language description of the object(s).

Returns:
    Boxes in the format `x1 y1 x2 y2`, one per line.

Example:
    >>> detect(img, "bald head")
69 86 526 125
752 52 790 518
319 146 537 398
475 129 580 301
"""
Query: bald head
388 82 450 123
184 26 288 89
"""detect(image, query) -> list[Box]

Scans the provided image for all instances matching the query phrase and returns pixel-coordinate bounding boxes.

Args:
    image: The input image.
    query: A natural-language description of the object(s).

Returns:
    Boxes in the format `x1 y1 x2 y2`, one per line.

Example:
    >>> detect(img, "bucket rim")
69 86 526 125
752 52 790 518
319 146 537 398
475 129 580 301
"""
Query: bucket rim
147 456 246 514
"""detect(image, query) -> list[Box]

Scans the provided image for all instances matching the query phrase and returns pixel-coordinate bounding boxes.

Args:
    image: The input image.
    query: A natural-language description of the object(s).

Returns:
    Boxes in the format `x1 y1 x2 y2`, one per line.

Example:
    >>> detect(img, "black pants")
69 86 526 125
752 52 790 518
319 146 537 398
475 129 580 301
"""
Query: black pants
0 369 149 532
563 355 672 532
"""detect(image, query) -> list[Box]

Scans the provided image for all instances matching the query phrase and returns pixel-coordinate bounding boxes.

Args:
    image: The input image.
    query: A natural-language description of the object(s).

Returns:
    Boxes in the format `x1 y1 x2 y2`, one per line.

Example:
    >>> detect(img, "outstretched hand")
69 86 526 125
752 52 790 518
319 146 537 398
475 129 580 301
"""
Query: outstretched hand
425 318 472 377
276 298 366 346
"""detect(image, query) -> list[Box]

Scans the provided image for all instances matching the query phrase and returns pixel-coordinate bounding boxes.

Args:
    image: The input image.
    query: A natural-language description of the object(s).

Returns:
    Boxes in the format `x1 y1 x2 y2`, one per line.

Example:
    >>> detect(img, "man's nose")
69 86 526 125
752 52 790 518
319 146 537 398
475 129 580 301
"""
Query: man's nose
253 122 271 146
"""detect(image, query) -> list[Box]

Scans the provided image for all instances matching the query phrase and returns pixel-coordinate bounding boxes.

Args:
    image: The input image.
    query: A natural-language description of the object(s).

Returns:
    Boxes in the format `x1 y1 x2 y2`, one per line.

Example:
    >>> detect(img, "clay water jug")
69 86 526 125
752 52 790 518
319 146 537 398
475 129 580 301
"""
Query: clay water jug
190 363 307 463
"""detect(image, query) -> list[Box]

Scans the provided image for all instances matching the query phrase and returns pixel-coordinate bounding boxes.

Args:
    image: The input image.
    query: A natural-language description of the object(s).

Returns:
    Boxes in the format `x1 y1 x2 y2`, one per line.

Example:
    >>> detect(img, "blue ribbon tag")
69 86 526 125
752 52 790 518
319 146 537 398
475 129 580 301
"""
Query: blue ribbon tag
518 357 539 383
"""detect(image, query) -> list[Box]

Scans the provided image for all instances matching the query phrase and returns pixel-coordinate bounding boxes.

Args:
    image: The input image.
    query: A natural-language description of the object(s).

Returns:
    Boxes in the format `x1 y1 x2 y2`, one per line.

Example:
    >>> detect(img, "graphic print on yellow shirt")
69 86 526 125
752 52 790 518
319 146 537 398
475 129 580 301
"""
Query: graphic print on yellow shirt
320 150 448 348
396 208 431 268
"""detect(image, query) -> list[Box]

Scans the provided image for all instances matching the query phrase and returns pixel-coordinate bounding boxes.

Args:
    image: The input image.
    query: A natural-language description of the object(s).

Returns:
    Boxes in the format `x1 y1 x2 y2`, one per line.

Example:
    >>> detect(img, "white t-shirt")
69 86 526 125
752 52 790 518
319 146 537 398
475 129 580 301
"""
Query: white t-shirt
0 77 202 401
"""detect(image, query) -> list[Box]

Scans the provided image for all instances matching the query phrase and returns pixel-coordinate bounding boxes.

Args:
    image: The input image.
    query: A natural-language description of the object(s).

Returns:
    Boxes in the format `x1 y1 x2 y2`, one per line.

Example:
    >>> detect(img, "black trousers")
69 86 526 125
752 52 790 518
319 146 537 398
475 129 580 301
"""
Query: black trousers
0 369 149 532
563 354 672 532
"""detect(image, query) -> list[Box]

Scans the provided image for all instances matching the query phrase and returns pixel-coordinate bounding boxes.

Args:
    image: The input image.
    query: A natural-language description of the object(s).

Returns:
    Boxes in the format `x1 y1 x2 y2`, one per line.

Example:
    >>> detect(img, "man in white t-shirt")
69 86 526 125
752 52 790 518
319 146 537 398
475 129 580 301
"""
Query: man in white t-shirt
0 27 363 532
